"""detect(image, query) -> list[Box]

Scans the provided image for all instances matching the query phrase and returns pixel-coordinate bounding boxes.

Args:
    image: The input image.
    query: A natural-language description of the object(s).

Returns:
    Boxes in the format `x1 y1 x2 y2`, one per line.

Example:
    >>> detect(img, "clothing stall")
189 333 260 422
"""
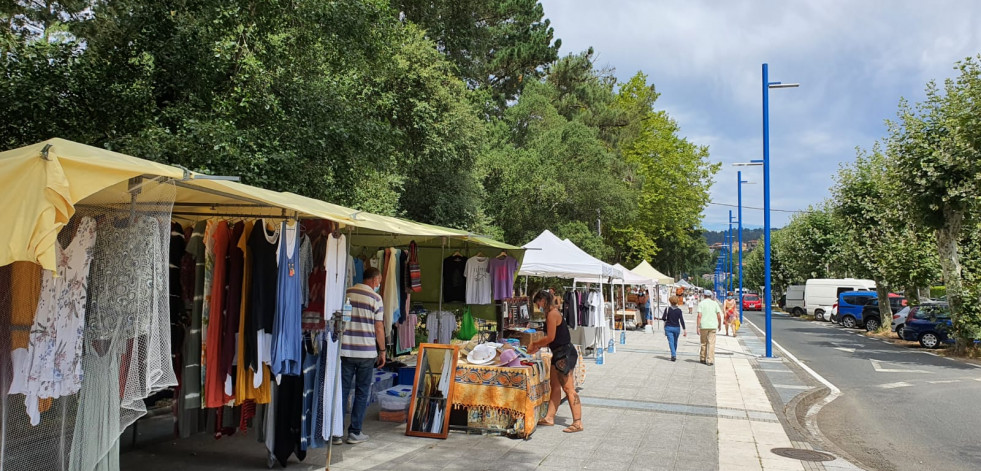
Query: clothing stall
518 230 621 357
0 139 527 469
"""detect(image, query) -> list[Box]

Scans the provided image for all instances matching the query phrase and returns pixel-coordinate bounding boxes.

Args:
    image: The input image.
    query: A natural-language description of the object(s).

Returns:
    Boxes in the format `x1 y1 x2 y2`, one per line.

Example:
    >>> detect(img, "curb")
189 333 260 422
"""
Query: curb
744 317 868 470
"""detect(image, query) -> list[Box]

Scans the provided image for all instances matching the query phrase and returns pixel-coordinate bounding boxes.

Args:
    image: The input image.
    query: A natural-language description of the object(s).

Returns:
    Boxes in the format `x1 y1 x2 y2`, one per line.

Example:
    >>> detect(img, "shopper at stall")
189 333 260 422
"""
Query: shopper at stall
696 291 723 366
339 267 386 445
527 290 583 433
663 296 686 361
637 290 650 327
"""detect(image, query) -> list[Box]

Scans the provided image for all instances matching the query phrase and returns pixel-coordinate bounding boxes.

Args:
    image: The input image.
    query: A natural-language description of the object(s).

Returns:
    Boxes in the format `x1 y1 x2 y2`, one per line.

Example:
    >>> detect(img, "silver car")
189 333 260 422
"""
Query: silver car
892 306 911 339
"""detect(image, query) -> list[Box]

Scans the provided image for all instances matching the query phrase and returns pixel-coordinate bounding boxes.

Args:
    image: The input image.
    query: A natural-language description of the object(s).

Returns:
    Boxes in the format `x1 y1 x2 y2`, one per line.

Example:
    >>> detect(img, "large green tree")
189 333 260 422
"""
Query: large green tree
1 0 488 226
392 0 560 109
611 72 718 275
889 57 981 348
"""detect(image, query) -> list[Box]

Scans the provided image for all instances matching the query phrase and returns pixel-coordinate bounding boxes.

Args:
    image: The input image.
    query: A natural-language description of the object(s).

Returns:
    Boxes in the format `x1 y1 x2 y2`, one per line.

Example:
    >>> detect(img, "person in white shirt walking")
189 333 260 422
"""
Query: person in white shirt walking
696 292 723 366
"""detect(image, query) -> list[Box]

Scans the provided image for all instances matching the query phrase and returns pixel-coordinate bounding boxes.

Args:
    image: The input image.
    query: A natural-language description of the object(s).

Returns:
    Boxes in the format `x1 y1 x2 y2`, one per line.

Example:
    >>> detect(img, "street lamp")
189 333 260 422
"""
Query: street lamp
730 170 757 323
760 63 798 358
729 212 738 296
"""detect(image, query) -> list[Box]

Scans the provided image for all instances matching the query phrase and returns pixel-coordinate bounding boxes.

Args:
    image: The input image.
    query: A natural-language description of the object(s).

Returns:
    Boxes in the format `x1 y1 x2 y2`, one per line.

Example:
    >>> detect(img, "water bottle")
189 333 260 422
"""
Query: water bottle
619 331 626 345
342 298 352 323
607 338 615 353
596 347 604 365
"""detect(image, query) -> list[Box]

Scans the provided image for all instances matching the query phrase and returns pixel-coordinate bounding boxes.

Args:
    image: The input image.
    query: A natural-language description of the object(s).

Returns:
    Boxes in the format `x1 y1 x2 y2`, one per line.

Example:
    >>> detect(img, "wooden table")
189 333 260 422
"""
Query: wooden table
451 360 550 438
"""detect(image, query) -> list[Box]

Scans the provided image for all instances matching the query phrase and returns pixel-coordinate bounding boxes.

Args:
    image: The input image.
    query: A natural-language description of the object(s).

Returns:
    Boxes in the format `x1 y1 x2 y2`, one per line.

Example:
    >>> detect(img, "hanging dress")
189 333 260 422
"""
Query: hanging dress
271 221 302 377
248 221 279 388
9 216 97 426
204 221 230 408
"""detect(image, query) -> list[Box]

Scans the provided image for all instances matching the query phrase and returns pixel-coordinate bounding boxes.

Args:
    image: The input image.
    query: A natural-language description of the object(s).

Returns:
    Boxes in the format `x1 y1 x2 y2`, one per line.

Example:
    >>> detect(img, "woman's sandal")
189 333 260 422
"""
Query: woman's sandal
537 418 554 426
562 422 584 433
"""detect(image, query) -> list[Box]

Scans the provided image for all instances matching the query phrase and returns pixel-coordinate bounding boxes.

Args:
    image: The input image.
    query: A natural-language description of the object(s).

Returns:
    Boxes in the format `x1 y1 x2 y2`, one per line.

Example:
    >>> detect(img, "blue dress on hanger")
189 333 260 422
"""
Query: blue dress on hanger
271 221 302 377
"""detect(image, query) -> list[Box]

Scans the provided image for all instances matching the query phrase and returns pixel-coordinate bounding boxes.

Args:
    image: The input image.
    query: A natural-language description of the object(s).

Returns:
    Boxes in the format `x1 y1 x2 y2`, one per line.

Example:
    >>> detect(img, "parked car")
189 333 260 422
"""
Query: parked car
902 302 951 348
784 285 805 316
813 305 835 321
742 293 762 311
892 306 910 339
805 278 876 318
837 291 878 328
828 302 839 323
860 295 907 331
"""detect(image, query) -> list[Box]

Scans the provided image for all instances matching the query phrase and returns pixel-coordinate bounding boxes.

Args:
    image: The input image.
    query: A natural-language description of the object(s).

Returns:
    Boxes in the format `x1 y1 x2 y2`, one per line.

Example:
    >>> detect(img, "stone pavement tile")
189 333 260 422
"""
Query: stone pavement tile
759 457 805 471
719 441 762 468
541 453 585 468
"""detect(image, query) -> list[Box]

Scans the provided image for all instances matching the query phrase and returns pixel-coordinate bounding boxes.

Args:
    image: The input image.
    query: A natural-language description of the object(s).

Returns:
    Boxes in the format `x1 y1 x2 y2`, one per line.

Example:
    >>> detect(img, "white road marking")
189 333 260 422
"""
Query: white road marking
927 380 961 384
879 381 913 389
870 359 931 373
771 384 813 390
834 347 856 353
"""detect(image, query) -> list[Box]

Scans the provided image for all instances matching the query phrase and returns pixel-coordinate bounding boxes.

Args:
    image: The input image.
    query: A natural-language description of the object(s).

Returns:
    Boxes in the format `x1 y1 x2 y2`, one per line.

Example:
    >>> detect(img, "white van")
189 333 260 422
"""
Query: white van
804 278 876 316
784 285 805 316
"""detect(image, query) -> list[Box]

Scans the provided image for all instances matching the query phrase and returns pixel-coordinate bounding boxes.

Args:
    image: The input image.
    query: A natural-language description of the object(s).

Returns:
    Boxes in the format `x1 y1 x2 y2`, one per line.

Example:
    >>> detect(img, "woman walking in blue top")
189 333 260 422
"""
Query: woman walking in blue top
663 295 687 361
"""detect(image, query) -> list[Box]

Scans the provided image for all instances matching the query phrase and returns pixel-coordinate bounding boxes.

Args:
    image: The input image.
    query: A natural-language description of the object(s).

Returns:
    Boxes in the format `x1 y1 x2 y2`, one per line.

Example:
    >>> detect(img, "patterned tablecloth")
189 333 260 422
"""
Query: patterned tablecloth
452 360 550 438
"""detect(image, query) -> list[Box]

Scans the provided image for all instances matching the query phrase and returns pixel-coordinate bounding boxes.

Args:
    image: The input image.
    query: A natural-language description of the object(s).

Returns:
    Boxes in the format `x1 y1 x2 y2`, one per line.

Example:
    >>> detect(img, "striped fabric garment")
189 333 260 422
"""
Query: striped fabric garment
340 284 383 358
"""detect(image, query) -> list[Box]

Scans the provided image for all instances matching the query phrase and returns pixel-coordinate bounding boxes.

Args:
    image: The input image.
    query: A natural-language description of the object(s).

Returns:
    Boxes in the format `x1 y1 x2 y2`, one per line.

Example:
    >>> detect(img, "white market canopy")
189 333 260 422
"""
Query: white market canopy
518 230 622 280
561 238 623 282
633 260 675 285
676 279 696 289
612 263 654 286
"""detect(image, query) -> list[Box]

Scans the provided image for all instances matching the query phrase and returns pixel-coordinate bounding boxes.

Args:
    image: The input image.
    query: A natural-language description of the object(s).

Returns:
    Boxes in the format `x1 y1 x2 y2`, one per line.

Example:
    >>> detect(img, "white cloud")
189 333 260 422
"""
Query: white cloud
539 0 981 230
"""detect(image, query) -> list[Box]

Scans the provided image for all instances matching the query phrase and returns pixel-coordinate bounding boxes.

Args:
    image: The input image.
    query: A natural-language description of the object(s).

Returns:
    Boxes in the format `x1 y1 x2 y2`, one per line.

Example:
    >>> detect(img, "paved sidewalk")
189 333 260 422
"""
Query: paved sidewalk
121 312 856 470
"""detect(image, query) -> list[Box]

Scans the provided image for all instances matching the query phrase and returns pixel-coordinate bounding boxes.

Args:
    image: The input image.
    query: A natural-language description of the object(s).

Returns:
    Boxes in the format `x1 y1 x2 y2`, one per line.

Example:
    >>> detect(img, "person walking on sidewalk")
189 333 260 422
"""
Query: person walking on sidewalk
528 290 583 433
686 295 694 315
724 296 738 337
663 295 687 361
697 292 723 366
338 267 386 445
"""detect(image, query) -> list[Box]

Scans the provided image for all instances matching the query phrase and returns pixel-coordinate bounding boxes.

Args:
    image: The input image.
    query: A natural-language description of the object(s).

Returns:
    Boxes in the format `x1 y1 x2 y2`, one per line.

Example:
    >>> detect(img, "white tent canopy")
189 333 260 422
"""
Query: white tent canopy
562 239 623 282
518 230 621 279
633 260 674 285
676 279 696 289
613 263 654 286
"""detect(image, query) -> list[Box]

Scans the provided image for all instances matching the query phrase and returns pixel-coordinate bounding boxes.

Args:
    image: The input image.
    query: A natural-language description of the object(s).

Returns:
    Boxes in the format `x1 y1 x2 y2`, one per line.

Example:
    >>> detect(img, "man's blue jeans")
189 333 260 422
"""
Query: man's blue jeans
341 356 375 435
664 326 681 358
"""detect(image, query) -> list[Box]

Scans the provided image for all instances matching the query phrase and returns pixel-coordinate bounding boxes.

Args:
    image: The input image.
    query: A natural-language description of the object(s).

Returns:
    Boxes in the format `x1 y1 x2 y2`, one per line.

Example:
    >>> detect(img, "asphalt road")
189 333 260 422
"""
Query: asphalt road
743 309 981 471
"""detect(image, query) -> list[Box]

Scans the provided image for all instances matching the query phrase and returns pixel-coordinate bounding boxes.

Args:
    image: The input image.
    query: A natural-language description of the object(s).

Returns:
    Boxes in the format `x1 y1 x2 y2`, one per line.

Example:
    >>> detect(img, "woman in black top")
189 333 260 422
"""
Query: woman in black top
663 295 687 361
528 290 583 433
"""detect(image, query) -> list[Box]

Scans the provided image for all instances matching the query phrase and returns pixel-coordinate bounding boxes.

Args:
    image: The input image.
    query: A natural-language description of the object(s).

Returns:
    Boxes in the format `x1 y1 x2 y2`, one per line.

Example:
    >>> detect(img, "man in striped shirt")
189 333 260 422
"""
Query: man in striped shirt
339 267 386 445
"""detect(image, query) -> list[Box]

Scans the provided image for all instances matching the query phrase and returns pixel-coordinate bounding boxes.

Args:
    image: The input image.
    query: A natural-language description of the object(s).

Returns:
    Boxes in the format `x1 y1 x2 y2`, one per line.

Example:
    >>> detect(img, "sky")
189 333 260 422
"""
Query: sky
537 0 981 230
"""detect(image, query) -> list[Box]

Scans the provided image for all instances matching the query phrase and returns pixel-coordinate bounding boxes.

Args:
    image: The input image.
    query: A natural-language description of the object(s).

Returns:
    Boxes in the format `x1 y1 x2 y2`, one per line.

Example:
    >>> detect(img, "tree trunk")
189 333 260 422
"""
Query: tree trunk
874 281 893 333
904 284 919 306
935 207 966 352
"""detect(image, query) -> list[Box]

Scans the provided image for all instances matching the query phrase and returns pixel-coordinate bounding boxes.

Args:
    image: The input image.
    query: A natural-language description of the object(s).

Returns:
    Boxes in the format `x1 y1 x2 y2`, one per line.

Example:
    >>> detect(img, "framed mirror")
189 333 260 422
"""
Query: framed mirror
406 343 459 439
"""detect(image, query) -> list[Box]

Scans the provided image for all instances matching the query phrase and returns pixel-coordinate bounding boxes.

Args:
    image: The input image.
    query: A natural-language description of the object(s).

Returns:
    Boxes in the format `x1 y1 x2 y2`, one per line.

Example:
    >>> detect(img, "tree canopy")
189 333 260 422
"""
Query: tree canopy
1 0 717 278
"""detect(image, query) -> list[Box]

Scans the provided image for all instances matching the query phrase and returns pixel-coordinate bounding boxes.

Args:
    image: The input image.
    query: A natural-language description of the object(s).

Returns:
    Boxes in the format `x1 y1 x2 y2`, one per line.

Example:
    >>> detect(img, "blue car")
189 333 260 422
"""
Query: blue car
836 291 877 329
902 302 952 348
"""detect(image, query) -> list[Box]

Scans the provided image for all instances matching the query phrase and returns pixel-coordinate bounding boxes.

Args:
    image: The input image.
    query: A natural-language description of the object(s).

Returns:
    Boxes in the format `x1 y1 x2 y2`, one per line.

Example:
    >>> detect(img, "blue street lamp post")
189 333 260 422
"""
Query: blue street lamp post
727 227 732 294
737 171 748 323
761 63 798 358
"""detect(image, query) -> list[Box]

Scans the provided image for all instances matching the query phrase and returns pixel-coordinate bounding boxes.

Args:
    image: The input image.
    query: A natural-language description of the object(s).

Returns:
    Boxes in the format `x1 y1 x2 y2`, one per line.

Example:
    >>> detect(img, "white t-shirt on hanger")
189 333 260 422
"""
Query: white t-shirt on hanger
464 256 491 305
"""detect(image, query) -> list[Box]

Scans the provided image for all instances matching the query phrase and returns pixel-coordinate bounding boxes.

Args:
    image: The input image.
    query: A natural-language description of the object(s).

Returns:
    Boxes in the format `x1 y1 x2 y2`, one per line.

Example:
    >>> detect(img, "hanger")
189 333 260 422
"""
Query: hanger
496 250 508 259
475 251 485 258
451 250 463 257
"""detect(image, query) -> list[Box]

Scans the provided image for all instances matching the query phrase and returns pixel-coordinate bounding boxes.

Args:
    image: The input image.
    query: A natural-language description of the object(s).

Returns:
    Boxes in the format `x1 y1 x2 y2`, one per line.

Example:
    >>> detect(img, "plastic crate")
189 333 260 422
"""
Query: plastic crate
368 370 396 405
397 367 416 385
376 385 413 411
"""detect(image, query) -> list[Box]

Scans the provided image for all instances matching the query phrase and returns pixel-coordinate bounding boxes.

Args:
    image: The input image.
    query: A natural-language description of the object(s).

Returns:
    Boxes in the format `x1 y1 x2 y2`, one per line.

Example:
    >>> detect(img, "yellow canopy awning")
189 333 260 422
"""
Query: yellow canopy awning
0 138 521 272
632 260 675 285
